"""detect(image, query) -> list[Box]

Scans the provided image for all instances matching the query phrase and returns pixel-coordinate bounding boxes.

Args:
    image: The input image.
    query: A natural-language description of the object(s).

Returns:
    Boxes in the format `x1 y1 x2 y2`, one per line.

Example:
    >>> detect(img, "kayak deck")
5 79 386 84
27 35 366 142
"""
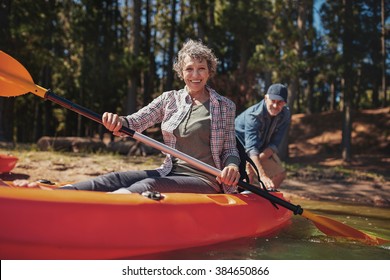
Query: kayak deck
0 185 292 259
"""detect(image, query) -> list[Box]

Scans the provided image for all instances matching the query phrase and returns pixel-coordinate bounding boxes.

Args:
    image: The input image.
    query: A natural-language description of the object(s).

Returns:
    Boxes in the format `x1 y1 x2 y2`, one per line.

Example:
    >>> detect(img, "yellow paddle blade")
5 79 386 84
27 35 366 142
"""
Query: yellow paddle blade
0 51 47 98
302 210 389 245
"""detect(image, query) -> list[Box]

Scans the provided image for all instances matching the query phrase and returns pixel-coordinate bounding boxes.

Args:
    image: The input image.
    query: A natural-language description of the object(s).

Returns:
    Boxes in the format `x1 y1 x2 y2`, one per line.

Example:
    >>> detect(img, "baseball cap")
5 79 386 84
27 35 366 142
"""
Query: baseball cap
267 84 288 103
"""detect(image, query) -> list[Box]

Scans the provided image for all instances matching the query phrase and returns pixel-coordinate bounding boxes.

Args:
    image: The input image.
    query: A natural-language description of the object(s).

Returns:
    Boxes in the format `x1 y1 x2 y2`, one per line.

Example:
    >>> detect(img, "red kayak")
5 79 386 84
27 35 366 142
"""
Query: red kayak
0 154 18 173
0 182 291 259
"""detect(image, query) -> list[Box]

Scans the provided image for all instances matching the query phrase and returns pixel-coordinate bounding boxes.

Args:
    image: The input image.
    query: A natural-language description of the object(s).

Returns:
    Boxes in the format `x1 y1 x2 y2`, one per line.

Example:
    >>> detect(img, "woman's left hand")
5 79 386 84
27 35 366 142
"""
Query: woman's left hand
217 165 240 187
12 179 39 188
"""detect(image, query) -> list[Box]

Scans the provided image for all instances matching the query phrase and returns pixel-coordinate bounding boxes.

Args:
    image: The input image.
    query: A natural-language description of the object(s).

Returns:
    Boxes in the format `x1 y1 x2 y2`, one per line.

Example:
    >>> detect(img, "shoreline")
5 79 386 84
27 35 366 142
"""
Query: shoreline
1 146 389 208
282 178 390 208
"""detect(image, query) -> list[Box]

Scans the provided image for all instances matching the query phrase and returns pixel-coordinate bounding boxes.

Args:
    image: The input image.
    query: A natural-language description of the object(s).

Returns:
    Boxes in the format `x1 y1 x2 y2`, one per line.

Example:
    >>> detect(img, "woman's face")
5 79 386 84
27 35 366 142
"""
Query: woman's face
182 55 209 94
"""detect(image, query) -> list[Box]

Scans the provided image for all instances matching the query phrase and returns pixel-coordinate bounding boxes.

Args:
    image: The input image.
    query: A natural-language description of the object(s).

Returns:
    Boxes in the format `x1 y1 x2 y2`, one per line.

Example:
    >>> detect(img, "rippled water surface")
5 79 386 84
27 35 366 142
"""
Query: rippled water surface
136 198 390 260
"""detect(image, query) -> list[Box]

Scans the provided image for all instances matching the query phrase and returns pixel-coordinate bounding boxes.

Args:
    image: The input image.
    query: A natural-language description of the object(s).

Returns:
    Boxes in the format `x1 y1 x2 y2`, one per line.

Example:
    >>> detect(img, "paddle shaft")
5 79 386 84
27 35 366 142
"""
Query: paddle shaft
45 90 303 215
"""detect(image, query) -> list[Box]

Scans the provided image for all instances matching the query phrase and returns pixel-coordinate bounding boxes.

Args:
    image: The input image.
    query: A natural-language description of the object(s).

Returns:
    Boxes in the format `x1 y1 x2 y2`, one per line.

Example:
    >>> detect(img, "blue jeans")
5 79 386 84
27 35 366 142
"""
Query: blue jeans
59 170 220 194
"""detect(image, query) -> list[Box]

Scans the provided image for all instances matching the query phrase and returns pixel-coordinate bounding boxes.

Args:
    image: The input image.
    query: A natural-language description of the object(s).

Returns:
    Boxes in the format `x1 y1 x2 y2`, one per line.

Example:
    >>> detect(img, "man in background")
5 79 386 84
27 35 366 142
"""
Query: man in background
235 83 291 190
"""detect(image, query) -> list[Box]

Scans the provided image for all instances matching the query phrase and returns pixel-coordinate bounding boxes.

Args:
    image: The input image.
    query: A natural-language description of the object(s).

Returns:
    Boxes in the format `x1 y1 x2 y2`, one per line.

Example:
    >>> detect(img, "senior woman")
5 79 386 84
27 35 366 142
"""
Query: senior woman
47 39 240 194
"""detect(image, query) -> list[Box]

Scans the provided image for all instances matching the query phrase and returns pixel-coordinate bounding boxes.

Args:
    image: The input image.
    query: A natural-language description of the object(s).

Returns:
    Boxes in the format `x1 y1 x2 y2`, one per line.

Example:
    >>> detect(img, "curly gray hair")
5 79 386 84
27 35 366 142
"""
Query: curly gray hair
173 39 218 80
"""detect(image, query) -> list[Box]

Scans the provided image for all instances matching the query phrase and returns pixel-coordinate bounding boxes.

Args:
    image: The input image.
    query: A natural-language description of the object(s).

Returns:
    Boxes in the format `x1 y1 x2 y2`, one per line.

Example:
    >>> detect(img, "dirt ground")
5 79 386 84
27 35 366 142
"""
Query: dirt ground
1 108 389 207
284 107 390 207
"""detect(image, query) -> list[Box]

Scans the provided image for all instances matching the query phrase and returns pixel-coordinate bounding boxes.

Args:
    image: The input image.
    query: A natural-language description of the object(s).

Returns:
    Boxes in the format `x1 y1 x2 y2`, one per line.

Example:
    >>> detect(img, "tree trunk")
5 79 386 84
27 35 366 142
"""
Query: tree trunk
126 0 141 115
164 0 177 91
0 98 14 142
143 0 154 106
0 0 12 141
381 0 387 106
306 0 314 114
341 0 353 162
330 80 336 111
280 0 308 160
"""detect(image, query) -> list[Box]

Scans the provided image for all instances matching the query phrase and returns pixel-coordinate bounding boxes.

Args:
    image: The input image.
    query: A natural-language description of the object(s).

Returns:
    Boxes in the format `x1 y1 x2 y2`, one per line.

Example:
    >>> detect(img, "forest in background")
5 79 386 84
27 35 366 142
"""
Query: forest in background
0 0 388 162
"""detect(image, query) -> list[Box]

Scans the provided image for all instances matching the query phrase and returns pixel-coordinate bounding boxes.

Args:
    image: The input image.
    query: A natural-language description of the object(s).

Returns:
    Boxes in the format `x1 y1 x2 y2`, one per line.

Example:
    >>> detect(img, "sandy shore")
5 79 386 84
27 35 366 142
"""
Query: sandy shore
1 149 389 208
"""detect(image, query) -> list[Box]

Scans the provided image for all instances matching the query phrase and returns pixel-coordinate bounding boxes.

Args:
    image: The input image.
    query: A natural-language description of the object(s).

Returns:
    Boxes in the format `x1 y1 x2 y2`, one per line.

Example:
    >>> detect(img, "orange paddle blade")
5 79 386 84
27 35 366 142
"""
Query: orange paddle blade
0 51 46 98
302 210 389 245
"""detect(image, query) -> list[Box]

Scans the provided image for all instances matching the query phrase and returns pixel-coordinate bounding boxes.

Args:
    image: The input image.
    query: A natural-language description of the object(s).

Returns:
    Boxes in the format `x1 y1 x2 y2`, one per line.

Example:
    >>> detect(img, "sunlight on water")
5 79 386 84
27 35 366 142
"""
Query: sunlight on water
136 198 390 260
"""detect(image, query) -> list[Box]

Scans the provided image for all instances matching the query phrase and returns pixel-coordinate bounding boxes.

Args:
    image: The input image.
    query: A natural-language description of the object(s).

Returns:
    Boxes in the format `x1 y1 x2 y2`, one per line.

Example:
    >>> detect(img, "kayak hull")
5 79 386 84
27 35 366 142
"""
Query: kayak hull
0 186 291 259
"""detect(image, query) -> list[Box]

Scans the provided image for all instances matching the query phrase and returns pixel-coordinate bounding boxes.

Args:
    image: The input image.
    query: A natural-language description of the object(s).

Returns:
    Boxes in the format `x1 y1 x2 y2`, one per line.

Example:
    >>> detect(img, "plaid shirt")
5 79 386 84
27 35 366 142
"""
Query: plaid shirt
123 86 240 193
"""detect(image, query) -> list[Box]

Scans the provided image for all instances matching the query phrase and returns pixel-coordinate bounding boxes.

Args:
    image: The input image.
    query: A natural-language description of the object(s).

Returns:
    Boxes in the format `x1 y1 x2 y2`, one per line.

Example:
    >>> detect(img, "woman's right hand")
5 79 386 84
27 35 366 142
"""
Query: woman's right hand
102 112 124 136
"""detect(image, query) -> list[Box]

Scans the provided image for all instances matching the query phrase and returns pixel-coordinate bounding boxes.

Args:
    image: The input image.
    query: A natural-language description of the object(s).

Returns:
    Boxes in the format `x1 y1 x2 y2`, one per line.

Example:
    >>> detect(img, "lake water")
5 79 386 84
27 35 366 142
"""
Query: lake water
135 198 390 260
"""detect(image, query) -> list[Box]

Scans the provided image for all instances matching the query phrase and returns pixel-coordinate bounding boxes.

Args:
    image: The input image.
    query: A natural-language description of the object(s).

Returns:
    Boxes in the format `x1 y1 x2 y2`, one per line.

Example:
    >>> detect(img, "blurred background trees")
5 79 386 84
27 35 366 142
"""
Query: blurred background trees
0 0 389 162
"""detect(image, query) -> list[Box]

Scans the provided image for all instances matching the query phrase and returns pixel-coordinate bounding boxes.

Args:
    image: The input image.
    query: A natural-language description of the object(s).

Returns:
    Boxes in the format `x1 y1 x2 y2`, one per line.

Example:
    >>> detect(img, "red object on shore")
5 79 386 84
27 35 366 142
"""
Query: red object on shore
0 184 291 259
0 154 18 173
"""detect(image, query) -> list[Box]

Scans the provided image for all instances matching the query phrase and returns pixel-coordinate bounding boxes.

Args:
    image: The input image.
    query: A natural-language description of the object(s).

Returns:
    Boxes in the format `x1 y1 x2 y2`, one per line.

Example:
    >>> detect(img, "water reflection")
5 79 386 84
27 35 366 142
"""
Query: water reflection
134 198 390 260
